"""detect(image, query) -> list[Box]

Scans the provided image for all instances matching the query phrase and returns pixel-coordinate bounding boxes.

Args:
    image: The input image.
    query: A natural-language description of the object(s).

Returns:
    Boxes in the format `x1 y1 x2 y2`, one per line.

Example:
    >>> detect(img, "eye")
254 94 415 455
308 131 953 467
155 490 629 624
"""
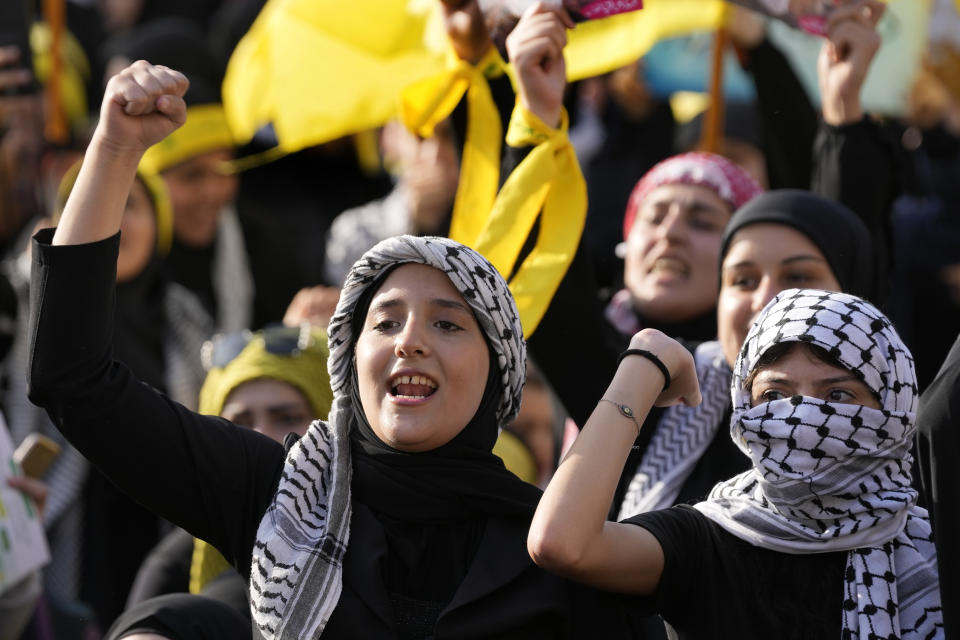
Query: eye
225 412 253 429
826 389 856 403
276 411 311 427
371 319 399 333
435 319 464 332
727 273 758 290
783 271 814 285
639 206 666 225
759 389 787 402
688 212 723 232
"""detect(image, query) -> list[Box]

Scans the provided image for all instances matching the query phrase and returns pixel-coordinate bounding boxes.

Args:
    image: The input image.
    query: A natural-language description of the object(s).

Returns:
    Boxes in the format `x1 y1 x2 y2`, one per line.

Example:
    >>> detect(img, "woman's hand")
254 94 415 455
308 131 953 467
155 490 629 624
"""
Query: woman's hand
505 2 574 129
817 0 884 126
283 285 341 328
96 60 189 159
53 61 189 247
6 475 48 519
624 329 701 408
441 0 492 65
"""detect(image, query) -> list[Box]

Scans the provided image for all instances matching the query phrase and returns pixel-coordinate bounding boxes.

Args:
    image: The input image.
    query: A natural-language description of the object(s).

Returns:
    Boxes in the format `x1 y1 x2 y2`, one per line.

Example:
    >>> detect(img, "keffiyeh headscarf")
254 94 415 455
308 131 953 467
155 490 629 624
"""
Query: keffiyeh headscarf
622 152 763 239
251 236 534 640
695 289 943 639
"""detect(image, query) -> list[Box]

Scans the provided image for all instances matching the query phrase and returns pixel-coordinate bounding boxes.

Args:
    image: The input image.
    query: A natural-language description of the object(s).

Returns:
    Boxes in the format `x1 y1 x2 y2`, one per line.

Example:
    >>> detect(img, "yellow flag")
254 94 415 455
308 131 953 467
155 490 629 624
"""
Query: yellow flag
223 0 449 151
225 0 726 153
564 0 726 80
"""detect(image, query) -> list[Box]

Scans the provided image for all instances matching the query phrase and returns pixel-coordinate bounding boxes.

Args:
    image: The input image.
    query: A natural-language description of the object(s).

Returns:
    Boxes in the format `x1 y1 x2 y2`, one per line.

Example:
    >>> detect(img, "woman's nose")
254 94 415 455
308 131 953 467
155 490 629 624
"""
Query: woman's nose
752 277 779 314
655 208 686 242
395 321 427 357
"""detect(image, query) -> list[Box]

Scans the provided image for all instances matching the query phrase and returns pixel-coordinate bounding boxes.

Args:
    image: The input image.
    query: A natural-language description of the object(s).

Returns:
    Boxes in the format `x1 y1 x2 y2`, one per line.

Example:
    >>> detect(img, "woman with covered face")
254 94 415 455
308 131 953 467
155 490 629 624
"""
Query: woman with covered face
27 61 638 638
530 288 943 638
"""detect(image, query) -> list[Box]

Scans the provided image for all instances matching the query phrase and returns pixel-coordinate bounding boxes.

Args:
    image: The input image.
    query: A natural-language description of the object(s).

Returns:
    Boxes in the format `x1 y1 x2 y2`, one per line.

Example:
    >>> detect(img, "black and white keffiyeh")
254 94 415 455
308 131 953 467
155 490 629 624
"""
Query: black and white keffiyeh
694 289 943 639
250 235 526 640
618 341 731 518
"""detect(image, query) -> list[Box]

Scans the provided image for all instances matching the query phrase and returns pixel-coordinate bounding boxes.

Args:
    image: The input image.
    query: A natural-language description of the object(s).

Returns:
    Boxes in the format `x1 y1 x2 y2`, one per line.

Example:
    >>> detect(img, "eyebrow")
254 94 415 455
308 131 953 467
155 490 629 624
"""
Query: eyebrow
369 297 472 315
432 298 472 314
754 373 860 386
648 197 728 214
724 254 825 272
818 375 861 385
780 255 826 266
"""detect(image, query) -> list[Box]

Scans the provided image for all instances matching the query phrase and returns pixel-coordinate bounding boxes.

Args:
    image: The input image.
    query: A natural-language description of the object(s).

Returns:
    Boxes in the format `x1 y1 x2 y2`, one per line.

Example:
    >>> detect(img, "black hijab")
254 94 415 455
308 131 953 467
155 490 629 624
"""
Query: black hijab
719 189 877 301
339 248 542 605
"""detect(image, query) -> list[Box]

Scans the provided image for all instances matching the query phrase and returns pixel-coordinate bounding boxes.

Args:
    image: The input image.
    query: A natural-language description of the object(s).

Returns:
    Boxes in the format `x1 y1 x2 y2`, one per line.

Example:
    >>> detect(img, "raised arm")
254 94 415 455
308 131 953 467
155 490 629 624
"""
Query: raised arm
528 329 700 594
52 60 188 246
811 0 895 294
29 62 284 578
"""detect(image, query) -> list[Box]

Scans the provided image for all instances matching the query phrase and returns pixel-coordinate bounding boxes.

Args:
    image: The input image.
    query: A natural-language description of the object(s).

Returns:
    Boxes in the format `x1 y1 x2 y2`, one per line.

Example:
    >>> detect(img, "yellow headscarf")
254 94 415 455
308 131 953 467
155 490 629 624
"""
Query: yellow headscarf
191 326 333 594
139 104 236 175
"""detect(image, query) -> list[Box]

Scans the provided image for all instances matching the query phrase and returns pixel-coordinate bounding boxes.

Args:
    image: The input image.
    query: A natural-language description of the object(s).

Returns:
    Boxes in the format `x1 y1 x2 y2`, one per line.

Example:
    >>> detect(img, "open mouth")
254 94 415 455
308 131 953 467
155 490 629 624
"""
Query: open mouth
648 256 689 277
389 374 438 400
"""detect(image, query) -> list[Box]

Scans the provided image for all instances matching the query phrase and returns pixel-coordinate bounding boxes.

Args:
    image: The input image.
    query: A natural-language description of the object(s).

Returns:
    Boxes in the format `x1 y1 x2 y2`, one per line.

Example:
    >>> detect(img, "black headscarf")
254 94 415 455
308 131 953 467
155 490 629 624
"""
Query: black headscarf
345 265 542 602
253 236 541 635
718 189 877 301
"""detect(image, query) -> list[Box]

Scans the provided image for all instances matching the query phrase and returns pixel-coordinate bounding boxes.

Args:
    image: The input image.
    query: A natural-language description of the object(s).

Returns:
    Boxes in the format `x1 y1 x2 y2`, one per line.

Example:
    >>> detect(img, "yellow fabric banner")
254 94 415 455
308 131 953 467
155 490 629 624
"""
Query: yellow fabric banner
470 104 587 338
402 49 507 247
223 0 449 151
140 104 235 174
565 0 726 81
223 0 725 151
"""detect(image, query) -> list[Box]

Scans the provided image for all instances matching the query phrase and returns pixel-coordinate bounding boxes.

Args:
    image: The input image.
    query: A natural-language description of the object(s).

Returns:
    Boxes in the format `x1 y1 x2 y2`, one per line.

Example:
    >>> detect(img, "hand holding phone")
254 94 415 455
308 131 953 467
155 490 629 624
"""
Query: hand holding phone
13 433 61 478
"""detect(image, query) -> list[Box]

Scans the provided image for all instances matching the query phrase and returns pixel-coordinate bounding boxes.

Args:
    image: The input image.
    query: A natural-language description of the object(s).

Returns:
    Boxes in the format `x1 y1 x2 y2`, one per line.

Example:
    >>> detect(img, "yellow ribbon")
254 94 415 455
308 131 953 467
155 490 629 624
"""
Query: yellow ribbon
401 48 507 246
476 103 587 338
190 538 231 594
140 104 235 175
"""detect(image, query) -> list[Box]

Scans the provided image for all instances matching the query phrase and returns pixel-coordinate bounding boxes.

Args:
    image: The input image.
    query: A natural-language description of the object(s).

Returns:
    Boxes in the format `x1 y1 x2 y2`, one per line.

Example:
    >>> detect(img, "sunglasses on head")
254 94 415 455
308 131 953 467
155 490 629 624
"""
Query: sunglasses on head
201 324 313 371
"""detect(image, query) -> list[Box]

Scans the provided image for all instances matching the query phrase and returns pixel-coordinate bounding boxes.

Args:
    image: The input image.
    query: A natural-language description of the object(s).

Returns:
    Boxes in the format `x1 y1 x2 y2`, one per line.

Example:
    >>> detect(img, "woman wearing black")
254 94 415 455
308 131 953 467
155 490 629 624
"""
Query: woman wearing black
28 43 636 639
529 288 943 638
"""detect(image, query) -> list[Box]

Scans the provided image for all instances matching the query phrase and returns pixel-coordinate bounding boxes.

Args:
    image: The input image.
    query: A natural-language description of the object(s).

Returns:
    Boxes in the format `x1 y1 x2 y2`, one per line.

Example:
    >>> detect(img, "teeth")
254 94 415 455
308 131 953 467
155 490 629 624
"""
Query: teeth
651 257 686 275
391 374 437 388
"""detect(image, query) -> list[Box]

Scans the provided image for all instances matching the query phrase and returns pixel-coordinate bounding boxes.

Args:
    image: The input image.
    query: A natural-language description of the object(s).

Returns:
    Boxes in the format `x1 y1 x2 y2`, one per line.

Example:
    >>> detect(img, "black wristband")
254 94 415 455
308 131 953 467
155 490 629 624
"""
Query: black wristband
618 349 671 391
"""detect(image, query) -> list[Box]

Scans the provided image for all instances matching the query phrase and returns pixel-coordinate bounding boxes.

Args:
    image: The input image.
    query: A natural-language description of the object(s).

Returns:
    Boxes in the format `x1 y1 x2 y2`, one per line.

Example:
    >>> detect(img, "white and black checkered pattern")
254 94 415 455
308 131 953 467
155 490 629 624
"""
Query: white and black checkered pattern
250 235 527 640
695 289 943 639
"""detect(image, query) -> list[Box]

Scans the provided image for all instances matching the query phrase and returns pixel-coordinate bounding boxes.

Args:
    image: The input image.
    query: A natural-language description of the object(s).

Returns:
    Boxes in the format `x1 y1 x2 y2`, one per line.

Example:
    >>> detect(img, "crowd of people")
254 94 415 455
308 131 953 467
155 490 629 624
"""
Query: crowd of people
1 0 957 638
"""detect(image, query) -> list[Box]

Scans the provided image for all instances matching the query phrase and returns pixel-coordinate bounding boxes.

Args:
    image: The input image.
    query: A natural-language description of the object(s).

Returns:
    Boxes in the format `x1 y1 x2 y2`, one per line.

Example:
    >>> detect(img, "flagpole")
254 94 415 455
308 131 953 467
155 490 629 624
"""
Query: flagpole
43 0 68 145
701 25 728 153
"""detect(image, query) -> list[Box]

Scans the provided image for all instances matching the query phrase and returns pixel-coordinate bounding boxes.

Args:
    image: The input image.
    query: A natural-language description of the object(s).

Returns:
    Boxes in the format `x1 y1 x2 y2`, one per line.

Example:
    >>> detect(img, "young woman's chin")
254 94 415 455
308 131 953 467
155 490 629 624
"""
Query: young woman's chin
375 412 464 453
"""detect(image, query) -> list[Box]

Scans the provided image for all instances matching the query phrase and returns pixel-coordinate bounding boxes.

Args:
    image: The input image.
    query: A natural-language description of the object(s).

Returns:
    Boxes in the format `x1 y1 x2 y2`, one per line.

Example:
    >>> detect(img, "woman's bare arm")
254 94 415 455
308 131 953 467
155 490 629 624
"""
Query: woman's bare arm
528 329 701 594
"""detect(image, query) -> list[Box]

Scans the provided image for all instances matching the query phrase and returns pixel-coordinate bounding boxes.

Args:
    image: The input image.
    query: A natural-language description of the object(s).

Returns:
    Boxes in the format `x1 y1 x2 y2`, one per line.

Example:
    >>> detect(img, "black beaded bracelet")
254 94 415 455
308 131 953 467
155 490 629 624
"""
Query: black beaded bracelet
618 348 671 391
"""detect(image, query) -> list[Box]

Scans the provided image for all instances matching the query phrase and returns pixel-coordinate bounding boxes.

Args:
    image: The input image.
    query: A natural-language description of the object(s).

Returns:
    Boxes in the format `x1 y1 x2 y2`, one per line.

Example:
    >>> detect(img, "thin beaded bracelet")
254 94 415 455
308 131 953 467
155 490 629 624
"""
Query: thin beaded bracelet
618 348 671 391
598 398 641 436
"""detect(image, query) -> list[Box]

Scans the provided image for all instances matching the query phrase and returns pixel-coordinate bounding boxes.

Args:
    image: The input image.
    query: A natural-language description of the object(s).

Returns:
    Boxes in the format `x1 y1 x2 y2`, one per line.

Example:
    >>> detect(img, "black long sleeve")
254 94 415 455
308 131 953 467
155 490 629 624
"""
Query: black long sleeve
741 37 818 190
812 116 898 298
28 229 284 579
915 332 960 639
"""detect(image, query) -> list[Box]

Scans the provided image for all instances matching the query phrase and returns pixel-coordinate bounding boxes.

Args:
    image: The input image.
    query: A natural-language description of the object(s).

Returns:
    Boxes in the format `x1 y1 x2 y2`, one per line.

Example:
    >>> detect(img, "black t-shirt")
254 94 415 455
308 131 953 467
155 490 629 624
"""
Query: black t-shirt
625 506 846 640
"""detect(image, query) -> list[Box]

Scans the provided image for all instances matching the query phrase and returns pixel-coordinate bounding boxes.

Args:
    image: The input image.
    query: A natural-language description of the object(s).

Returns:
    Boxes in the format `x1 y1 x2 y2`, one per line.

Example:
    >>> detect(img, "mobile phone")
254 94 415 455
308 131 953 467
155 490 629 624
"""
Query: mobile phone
0 0 38 96
13 433 61 478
